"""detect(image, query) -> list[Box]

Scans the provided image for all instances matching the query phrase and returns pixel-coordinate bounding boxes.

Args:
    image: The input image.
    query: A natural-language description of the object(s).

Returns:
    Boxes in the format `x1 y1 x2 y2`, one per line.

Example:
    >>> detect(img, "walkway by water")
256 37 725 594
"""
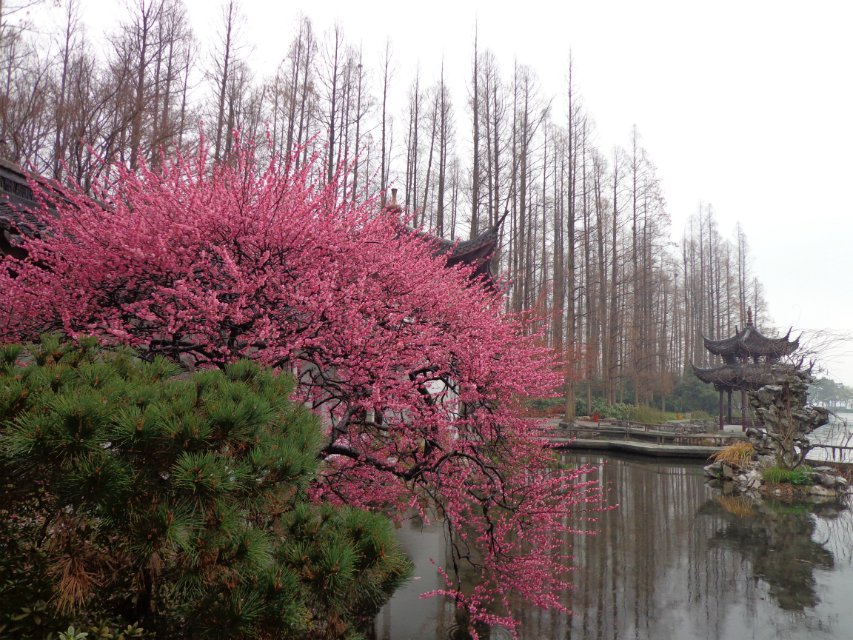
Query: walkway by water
544 418 744 458
543 415 853 464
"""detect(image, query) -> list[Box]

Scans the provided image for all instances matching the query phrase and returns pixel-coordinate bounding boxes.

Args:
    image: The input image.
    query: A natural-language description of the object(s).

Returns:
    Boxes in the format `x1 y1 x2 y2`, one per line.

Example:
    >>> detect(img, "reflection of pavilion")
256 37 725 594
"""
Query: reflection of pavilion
700 496 836 611
693 308 799 430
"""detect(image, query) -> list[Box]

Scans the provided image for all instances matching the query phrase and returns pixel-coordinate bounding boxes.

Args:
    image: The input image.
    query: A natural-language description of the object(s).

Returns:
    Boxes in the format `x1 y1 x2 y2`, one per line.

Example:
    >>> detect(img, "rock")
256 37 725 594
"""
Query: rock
817 473 837 488
835 476 848 488
744 469 762 490
808 485 837 498
812 466 833 473
704 462 722 478
756 454 776 467
721 464 735 480
754 386 783 406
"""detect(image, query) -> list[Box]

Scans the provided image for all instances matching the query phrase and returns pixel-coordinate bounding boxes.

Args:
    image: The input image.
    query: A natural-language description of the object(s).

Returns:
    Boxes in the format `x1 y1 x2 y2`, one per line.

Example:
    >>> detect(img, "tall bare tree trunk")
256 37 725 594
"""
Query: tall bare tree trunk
214 0 236 164
470 23 479 239
380 39 391 206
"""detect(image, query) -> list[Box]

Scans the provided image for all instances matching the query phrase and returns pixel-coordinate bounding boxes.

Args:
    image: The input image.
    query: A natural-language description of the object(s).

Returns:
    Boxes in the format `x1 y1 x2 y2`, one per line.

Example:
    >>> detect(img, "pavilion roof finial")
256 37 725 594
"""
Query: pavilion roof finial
747 306 753 327
384 187 402 216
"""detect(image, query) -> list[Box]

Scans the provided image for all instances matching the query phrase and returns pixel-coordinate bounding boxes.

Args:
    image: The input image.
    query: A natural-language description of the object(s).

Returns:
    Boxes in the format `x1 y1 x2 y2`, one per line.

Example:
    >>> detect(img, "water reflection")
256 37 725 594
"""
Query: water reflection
700 495 838 610
375 453 853 640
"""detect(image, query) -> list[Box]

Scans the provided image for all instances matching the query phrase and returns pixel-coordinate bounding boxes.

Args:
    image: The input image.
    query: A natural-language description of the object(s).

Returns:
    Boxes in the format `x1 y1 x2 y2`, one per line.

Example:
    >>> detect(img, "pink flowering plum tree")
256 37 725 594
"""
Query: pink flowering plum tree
0 143 601 635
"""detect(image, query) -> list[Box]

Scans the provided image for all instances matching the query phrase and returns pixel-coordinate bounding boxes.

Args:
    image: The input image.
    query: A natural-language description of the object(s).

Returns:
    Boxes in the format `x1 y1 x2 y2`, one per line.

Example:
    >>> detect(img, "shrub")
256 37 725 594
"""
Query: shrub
627 405 671 425
58 623 146 639
524 396 565 416
670 375 721 414
588 398 631 421
689 410 713 422
0 337 411 639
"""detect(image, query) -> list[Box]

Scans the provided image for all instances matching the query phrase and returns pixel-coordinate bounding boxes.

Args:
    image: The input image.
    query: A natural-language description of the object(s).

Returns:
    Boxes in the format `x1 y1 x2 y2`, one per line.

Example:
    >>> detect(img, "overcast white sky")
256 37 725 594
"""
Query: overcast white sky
35 0 853 384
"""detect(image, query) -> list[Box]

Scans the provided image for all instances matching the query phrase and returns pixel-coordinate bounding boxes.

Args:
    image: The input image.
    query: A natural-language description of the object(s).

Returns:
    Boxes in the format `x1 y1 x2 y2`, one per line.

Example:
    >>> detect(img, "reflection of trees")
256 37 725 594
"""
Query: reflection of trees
821 498 853 564
376 458 853 639
699 496 839 610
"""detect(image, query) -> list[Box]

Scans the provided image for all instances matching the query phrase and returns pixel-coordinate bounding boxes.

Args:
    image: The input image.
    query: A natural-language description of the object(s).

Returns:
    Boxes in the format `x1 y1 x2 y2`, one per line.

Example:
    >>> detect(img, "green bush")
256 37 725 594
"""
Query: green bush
58 623 146 639
525 396 565 414
669 375 721 414
0 336 411 639
589 399 631 421
689 410 713 422
626 405 672 425
761 466 811 486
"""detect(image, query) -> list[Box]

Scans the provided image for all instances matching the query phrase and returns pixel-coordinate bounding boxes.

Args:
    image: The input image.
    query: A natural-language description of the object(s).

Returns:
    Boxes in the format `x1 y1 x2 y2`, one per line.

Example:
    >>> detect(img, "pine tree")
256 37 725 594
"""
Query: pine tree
0 336 411 639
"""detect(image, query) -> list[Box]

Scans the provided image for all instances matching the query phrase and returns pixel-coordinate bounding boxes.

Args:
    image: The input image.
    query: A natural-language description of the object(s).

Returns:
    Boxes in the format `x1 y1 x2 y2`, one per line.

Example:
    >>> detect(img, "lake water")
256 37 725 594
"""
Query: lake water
808 411 853 463
374 452 853 640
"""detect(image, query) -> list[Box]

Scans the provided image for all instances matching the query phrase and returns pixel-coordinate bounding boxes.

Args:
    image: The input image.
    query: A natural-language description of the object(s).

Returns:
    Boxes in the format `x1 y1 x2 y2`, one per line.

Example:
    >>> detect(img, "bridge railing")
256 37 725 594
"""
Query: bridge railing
557 421 853 462
809 443 853 464
557 420 745 447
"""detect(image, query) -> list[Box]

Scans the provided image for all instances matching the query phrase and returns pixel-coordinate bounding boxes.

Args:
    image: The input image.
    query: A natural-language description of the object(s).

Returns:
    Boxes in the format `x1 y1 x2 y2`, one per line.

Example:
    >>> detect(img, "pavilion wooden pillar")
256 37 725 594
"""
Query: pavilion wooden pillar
718 389 724 431
727 389 733 424
740 389 747 431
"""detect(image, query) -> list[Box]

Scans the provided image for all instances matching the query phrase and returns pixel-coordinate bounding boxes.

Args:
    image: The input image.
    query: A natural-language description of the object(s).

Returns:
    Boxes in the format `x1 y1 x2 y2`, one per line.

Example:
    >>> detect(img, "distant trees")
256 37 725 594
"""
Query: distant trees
809 377 853 408
0 0 195 184
0 1 771 412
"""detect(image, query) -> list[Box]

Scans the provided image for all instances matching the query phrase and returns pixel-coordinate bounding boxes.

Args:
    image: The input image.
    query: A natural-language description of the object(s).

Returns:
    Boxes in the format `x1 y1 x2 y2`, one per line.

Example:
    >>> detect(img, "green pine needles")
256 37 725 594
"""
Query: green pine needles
0 336 412 639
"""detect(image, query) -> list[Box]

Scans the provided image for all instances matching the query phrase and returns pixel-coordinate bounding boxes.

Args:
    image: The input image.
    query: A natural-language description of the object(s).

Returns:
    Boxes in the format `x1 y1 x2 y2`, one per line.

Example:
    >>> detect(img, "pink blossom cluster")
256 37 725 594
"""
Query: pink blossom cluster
0 142 603 636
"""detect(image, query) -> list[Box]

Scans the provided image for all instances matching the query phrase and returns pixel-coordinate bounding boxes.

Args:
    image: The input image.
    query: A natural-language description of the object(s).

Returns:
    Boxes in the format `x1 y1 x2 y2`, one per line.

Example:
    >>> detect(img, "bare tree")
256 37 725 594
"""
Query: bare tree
1 4 779 417
212 0 237 162
435 59 451 237
404 68 422 218
378 38 392 206
469 22 480 239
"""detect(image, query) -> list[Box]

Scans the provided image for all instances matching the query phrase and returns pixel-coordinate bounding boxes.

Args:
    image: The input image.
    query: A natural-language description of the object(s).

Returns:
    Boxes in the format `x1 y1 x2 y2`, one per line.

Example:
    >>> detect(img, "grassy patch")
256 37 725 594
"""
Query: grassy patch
711 442 754 469
761 466 811 486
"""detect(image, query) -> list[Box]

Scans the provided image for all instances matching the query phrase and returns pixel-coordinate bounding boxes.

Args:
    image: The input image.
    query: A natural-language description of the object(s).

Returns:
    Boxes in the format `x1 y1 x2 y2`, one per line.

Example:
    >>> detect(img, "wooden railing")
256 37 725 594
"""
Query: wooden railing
809 443 853 464
555 420 746 447
553 421 853 464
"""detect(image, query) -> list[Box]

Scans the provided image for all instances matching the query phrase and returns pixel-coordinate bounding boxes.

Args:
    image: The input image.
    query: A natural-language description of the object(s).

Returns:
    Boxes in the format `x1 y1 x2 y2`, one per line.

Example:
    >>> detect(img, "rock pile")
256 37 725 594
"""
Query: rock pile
746 367 830 468
704 460 850 499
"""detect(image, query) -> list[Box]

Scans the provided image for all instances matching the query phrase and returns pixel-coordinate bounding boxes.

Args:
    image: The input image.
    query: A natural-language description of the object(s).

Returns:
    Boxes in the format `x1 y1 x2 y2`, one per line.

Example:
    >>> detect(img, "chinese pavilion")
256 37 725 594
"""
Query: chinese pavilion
384 187 502 283
0 158 40 260
692 308 800 430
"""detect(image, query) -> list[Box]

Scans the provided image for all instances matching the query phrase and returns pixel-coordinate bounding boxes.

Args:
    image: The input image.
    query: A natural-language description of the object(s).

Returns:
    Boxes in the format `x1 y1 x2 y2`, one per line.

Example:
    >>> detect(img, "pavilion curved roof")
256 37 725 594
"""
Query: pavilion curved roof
703 324 799 361
0 158 44 258
427 224 501 281
385 189 503 283
691 362 797 391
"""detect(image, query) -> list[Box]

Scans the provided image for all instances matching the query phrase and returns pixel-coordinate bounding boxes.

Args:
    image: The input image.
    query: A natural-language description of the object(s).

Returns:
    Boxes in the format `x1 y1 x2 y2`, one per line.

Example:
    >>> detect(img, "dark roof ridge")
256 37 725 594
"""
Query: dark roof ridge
702 322 799 359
